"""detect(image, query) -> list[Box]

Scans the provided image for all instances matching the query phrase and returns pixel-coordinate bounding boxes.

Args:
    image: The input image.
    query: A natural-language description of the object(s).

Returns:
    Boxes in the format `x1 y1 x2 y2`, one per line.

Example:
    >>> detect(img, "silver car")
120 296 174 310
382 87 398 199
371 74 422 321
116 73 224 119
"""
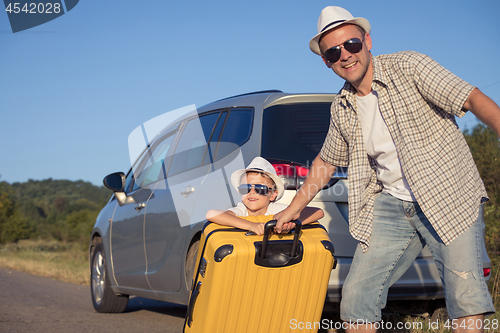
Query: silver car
90 90 491 315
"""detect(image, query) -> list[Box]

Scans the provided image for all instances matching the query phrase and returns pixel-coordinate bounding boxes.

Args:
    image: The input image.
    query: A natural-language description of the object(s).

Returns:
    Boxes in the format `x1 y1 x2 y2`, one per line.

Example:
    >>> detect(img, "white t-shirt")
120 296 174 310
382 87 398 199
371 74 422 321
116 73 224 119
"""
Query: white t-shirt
357 91 416 202
227 201 288 217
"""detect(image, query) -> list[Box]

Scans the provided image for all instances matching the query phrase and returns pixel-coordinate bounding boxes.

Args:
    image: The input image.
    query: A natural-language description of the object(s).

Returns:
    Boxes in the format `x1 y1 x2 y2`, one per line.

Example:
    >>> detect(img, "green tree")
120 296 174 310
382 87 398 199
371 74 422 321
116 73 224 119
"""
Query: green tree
0 182 31 243
464 123 500 204
1 178 110 245
464 123 500 251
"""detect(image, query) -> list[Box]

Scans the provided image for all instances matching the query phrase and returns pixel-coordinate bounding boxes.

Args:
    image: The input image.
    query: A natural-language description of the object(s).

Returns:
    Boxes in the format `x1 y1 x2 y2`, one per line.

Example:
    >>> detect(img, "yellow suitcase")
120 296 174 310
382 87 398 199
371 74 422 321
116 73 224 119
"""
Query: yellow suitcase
184 216 336 333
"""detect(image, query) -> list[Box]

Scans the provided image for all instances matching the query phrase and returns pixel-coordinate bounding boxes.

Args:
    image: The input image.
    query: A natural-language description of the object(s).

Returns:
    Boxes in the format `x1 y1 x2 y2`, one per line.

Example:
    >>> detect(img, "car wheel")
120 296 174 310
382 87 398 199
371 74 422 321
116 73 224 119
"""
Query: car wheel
90 241 129 313
185 240 200 291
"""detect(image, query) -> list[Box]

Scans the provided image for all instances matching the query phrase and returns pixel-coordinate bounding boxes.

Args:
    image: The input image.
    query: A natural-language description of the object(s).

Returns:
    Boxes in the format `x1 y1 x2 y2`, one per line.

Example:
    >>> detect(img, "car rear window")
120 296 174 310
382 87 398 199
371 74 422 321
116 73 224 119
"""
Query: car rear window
261 102 331 166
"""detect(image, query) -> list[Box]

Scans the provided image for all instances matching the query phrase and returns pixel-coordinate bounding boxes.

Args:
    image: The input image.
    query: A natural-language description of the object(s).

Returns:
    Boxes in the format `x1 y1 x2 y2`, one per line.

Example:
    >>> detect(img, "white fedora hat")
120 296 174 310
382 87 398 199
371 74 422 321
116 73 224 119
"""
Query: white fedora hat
231 157 285 201
309 6 371 55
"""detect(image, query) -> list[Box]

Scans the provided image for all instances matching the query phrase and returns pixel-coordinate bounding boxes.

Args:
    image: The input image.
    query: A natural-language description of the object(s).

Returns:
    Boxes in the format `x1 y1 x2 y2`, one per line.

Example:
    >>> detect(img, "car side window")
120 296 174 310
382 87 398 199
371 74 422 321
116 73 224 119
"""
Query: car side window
168 112 219 176
129 125 179 191
214 108 253 160
203 112 227 164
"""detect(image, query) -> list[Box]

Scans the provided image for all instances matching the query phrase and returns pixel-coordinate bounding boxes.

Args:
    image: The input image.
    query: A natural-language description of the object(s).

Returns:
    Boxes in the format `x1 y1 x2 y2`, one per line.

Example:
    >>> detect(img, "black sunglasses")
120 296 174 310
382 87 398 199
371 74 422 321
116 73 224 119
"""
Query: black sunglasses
237 184 274 196
323 37 364 64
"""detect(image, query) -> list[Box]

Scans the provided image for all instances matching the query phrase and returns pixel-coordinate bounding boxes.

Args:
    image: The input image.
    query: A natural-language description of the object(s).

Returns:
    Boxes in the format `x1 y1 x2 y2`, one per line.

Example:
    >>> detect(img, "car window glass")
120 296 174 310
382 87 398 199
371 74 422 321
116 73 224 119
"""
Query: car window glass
168 112 219 176
131 126 179 191
124 168 134 192
203 112 227 164
215 108 253 160
333 166 348 179
261 103 330 166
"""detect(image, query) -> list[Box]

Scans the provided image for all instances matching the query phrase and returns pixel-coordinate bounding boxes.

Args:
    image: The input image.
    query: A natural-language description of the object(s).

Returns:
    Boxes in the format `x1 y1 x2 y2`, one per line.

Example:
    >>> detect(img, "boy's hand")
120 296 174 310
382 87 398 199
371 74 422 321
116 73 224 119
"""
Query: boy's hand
249 223 266 236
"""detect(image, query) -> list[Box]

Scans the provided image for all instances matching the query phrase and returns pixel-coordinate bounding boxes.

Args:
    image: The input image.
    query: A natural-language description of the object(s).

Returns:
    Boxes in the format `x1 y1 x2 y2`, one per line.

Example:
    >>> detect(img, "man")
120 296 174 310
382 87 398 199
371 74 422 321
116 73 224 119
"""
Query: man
275 6 499 333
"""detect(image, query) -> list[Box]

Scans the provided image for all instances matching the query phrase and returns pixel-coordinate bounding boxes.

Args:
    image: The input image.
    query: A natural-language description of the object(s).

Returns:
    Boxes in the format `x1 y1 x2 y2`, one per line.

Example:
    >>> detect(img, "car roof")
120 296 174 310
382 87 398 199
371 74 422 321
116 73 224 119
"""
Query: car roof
197 90 335 114
152 91 335 142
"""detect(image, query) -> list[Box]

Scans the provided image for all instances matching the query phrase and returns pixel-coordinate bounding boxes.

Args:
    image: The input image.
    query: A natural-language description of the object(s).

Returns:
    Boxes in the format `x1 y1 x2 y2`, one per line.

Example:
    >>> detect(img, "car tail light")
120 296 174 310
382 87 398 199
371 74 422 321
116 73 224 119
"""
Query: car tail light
484 268 491 278
272 161 346 190
272 163 309 190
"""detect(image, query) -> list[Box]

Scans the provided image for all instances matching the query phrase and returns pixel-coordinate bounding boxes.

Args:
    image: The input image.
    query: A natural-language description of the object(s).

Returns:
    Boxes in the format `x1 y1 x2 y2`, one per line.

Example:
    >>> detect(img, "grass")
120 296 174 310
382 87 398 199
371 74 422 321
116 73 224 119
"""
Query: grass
1 238 499 332
0 239 89 285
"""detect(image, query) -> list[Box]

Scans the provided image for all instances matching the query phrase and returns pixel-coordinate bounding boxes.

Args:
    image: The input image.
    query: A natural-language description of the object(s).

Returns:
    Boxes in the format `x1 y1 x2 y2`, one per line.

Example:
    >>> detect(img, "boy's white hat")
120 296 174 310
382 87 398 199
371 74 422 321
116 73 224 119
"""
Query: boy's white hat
309 6 371 55
231 157 284 201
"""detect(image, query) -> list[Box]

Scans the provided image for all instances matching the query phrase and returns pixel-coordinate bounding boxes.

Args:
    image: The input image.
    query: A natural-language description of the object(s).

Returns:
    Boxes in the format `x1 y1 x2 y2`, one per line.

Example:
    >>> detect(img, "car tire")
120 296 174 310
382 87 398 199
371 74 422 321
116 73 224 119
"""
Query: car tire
185 240 200 291
90 241 129 313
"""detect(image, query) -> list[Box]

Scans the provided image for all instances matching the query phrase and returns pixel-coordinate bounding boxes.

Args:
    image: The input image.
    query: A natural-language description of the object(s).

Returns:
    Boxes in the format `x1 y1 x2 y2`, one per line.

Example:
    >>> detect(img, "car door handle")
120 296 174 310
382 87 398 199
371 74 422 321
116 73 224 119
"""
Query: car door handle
135 202 146 212
181 185 195 198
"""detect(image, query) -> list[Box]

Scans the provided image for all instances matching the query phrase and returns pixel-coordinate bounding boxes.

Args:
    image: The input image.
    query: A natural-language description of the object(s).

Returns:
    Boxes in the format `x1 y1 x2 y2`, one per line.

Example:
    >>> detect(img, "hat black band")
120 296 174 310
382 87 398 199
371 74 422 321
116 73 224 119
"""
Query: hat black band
321 20 346 32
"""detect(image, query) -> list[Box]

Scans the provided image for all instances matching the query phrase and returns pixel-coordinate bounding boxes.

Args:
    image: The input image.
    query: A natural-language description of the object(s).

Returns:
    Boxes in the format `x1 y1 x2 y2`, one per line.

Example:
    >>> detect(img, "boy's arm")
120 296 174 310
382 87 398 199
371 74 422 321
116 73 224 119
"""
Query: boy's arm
279 206 324 233
298 206 324 225
205 210 265 235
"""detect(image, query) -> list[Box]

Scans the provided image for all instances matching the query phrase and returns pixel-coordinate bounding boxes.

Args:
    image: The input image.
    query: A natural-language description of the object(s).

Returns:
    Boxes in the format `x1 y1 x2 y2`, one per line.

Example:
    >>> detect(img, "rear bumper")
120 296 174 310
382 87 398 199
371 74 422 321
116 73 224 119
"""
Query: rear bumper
326 285 444 303
325 258 445 303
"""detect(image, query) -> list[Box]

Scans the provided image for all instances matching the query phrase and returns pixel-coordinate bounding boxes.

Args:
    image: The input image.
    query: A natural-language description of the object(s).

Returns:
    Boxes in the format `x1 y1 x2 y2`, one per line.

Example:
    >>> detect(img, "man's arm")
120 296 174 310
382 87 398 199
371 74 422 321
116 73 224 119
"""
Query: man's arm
274 154 336 232
463 88 500 136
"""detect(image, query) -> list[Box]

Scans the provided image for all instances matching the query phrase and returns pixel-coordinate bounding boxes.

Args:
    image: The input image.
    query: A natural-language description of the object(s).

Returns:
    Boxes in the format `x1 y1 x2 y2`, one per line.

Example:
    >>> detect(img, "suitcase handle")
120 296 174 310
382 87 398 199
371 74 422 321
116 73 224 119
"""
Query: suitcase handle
186 281 201 327
261 219 302 259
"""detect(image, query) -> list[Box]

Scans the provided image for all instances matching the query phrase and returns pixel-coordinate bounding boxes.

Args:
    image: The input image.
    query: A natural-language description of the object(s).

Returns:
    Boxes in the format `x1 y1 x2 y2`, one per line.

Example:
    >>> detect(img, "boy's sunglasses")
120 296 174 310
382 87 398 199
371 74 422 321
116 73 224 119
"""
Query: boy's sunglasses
237 184 274 196
322 37 364 64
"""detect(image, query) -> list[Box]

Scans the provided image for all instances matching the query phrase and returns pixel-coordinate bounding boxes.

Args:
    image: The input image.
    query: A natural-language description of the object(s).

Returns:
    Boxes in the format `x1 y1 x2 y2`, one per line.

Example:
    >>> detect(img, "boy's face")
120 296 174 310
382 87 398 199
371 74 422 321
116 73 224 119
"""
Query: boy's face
240 173 278 216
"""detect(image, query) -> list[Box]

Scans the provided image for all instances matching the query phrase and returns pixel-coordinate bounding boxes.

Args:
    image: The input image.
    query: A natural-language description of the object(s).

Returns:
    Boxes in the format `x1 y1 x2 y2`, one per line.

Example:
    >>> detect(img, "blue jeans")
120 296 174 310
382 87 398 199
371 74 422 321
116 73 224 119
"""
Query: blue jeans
340 192 495 322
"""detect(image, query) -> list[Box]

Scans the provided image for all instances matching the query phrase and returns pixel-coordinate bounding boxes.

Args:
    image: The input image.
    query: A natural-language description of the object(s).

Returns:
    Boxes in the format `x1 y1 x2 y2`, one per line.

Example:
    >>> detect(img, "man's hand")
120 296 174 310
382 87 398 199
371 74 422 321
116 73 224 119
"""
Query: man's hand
274 208 300 233
279 222 296 234
273 154 336 233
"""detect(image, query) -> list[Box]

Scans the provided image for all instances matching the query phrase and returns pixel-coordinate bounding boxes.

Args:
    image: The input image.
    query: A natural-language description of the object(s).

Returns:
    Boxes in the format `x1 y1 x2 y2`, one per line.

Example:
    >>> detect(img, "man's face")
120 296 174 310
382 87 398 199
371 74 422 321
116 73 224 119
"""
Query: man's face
319 24 372 92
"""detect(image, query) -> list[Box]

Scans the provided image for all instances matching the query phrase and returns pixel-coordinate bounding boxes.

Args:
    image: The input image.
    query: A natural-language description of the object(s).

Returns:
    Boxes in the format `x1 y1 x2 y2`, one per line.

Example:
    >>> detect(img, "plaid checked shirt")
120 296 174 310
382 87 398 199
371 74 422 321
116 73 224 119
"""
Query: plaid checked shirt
320 51 488 251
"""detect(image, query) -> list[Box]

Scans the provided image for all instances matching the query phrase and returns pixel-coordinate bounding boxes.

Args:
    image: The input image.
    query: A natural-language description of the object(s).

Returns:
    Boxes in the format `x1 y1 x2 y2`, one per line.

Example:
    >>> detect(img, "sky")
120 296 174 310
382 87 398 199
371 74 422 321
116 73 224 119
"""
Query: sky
1 0 499 186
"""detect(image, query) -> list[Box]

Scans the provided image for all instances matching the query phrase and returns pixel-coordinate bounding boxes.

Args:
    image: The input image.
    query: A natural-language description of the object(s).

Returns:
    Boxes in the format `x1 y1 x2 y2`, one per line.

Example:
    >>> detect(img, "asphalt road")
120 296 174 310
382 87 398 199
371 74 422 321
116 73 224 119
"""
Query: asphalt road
0 268 187 333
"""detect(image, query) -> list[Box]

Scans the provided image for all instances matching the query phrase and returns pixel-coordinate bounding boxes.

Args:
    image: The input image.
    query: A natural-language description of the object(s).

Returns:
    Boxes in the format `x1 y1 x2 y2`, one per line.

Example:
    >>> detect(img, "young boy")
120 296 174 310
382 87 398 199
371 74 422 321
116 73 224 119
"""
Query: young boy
206 157 324 235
